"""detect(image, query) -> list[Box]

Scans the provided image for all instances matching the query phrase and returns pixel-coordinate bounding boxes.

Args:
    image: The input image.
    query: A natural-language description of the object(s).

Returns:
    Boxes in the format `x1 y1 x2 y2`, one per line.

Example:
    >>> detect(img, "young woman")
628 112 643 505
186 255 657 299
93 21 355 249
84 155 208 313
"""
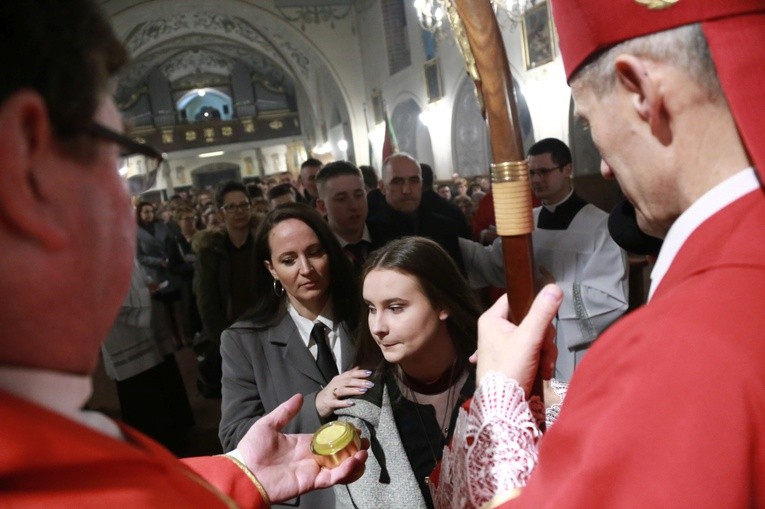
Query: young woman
218 203 371 508
335 236 482 509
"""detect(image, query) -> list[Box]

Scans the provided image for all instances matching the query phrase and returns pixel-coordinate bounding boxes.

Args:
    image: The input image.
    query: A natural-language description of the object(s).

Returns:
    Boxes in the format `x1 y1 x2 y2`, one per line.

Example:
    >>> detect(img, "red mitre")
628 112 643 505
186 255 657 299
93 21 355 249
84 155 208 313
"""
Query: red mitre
550 0 765 183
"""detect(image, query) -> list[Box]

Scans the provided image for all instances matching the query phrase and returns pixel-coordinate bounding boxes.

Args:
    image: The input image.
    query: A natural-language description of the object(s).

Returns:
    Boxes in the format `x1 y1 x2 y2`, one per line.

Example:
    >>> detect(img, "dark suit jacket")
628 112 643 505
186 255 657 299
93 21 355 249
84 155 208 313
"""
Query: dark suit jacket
218 306 356 508
421 190 472 239
368 202 466 271
366 187 386 219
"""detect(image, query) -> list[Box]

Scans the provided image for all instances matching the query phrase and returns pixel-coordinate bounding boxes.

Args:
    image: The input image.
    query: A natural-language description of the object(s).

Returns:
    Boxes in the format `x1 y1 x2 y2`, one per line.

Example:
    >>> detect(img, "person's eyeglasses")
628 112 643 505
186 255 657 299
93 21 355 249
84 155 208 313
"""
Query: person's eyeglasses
85 122 164 195
528 165 564 178
222 202 252 213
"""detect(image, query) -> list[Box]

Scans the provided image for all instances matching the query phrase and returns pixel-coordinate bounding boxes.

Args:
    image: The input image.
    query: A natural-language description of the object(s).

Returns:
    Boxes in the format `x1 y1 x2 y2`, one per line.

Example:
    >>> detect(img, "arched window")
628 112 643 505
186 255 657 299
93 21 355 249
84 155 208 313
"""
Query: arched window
176 88 233 123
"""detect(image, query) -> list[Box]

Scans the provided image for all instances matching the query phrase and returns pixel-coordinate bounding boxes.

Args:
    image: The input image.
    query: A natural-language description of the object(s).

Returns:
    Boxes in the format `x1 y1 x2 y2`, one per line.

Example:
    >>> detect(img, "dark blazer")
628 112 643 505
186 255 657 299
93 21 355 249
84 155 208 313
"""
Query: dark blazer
421 190 472 239
219 307 356 445
219 307 356 508
136 221 173 283
193 229 256 345
368 202 466 272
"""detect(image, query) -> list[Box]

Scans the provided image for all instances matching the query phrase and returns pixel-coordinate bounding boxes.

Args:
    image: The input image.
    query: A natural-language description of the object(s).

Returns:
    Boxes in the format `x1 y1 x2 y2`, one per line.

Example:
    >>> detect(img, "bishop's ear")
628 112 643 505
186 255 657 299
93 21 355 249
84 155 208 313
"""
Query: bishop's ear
614 54 671 144
0 90 68 249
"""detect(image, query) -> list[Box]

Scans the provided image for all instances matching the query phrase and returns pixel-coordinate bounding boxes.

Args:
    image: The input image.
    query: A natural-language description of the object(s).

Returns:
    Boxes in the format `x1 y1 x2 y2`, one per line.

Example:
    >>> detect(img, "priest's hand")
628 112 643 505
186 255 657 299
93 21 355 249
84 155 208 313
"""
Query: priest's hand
237 394 369 503
476 285 561 397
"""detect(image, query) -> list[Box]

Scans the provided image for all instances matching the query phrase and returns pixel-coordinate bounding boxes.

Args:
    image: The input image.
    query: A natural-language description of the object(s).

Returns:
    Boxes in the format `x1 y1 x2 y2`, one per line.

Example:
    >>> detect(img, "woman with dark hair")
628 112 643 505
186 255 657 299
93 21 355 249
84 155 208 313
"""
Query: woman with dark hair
334 236 481 509
219 203 370 509
135 200 183 345
136 201 170 285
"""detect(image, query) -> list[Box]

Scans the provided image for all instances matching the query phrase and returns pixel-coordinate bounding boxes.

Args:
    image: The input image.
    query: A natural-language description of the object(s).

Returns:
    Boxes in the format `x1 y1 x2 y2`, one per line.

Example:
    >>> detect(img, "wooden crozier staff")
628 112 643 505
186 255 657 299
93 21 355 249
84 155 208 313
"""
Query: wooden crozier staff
445 0 544 424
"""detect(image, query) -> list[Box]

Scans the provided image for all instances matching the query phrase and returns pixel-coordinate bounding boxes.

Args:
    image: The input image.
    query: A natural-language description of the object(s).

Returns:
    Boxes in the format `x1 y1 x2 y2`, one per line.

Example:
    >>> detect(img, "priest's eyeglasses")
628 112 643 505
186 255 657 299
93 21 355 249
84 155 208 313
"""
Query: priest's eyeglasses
222 202 252 214
85 122 164 195
528 165 563 178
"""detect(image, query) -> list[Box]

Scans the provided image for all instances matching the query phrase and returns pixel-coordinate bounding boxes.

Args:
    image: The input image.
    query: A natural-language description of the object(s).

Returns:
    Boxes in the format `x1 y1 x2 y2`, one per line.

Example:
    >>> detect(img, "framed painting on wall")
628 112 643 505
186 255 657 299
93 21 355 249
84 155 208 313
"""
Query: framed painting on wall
522 1 555 70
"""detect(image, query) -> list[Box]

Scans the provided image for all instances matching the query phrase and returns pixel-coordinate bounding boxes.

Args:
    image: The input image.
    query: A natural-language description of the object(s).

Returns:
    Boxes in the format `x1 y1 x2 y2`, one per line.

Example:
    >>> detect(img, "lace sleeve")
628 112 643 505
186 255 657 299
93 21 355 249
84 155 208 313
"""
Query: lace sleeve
545 378 567 428
433 371 542 509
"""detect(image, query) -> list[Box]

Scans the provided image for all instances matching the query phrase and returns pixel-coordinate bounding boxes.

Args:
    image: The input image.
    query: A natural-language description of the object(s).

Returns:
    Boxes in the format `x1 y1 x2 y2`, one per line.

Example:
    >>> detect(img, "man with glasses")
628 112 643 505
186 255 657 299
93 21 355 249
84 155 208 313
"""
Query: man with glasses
0 1 365 506
461 138 628 381
194 181 257 398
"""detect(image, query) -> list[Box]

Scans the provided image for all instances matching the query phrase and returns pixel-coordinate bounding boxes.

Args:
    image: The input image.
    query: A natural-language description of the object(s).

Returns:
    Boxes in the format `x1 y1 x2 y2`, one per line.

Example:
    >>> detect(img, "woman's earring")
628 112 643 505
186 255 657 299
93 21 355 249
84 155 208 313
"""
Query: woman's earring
273 279 284 297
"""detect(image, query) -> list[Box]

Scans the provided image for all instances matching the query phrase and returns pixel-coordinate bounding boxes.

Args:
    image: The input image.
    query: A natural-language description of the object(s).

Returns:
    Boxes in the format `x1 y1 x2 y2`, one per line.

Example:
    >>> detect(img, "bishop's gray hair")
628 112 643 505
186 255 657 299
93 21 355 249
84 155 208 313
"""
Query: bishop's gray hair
572 24 723 102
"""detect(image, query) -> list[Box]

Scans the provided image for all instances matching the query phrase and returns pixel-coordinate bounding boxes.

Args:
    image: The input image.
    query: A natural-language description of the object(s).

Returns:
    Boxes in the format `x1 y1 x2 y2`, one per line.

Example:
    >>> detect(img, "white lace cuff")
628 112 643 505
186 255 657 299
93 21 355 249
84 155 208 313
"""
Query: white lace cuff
434 371 542 509
545 378 567 428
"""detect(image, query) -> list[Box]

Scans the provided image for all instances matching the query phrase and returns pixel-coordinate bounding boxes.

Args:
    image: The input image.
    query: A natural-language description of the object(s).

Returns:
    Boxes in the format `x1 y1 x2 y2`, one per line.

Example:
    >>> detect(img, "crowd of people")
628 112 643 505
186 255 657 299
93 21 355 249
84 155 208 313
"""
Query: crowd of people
2 0 764 508
111 141 629 508
130 162 498 351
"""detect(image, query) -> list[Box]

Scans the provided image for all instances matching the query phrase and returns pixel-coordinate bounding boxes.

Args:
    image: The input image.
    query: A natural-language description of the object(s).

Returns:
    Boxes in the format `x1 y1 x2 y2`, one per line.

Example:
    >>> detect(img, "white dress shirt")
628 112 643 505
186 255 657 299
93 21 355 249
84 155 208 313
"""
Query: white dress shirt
649 167 759 300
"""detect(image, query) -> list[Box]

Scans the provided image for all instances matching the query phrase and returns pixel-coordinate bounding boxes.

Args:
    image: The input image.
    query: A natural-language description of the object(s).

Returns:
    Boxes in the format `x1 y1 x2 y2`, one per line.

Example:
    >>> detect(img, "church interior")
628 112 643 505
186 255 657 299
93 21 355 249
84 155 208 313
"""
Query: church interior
90 0 648 457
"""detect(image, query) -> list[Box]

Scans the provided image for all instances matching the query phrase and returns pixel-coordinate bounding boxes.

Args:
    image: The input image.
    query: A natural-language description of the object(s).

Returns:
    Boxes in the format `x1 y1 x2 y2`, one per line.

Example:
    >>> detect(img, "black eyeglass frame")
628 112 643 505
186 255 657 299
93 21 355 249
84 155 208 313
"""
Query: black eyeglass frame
221 201 252 213
528 165 565 178
85 122 164 171
84 122 164 195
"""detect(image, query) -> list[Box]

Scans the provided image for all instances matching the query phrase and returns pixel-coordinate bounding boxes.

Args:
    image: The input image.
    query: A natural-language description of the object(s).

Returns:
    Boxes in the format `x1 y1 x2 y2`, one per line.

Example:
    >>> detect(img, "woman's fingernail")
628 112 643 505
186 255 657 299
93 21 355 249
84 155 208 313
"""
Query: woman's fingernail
364 370 373 376
346 400 355 406
365 381 375 388
359 387 368 393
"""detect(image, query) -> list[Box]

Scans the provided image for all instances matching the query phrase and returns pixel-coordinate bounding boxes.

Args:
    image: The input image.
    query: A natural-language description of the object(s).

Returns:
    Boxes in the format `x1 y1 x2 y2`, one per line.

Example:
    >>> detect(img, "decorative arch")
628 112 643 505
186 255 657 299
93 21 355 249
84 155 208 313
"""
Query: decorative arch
109 4 359 156
177 88 234 122
451 78 490 177
451 75 535 177
391 98 433 164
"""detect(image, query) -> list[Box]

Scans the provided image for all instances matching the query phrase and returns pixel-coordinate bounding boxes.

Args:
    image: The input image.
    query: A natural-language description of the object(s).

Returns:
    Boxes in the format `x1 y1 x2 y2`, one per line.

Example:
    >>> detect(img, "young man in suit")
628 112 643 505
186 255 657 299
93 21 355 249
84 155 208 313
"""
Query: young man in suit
316 161 374 275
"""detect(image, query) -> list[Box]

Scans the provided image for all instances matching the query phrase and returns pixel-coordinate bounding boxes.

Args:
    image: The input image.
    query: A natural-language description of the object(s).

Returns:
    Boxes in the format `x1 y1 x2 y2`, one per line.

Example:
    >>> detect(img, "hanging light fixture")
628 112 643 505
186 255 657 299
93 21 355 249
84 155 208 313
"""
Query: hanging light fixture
414 0 535 33
492 0 534 25
414 0 446 32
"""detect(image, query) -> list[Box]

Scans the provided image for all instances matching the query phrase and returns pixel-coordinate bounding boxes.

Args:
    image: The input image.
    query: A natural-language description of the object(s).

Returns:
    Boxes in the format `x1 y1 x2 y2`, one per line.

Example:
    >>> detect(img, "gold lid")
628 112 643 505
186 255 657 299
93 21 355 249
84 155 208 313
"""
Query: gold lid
311 421 361 469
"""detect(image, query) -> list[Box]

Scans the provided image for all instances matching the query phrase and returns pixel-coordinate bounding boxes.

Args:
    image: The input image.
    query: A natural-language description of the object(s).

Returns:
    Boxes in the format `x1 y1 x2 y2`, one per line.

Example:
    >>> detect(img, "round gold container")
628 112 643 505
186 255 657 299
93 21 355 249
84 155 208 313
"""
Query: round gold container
311 421 361 469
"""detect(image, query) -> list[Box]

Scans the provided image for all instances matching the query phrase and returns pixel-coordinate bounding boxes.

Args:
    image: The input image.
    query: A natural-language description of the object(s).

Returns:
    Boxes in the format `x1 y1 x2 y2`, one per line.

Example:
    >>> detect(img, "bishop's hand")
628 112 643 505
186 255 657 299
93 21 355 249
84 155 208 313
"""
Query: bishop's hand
237 394 369 503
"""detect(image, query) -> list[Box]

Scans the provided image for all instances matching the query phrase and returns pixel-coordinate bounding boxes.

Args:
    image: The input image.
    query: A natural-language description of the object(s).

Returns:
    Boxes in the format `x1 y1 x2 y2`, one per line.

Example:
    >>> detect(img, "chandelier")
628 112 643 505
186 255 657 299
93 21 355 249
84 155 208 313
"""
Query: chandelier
414 0 535 32
493 0 535 24
413 0 447 32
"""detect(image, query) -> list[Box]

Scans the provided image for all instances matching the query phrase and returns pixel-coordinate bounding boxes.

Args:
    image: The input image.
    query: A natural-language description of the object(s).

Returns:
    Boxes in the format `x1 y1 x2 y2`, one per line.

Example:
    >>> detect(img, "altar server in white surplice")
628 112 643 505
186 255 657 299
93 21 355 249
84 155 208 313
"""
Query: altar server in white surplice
460 138 628 381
